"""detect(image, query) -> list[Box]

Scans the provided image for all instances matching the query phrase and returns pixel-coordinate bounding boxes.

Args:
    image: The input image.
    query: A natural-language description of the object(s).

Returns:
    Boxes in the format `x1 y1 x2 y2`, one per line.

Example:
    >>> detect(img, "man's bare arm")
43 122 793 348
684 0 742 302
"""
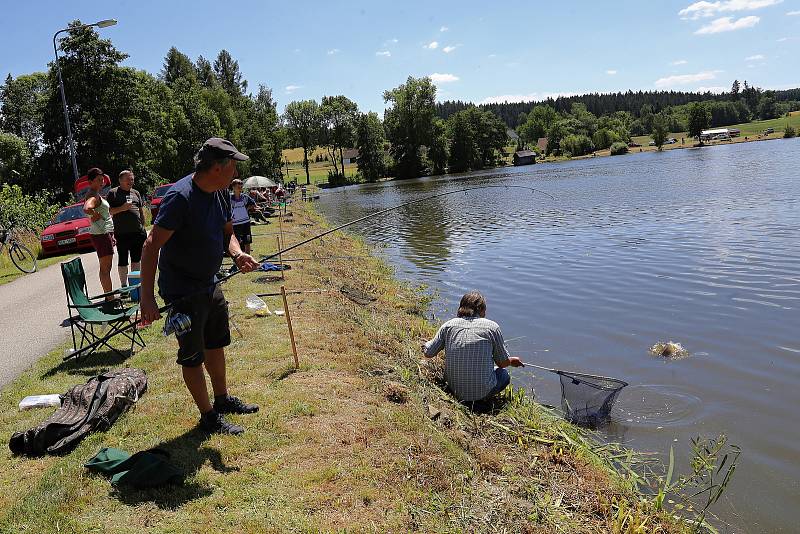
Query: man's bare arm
139 226 174 322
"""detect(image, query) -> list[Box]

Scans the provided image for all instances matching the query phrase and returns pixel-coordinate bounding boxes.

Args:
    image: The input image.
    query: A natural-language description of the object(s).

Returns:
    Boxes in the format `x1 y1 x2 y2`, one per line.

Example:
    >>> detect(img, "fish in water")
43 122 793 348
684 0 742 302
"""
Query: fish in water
650 341 690 359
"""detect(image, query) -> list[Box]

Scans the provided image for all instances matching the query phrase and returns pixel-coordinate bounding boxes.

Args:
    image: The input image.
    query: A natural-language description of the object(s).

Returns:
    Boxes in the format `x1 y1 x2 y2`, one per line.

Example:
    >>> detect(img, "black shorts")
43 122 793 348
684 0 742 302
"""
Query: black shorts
233 222 252 245
115 231 146 266
167 285 231 367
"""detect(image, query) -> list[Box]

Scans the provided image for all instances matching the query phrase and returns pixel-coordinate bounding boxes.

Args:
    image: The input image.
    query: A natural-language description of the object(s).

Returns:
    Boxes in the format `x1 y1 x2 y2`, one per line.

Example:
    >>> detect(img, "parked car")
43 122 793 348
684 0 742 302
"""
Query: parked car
648 141 656 146
763 127 774 135
40 203 94 257
148 183 174 221
628 141 642 147
665 138 678 144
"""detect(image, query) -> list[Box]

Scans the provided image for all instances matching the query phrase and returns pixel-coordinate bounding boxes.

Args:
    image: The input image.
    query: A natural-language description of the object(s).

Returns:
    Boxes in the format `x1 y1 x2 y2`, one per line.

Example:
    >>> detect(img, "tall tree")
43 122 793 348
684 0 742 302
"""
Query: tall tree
730 79 741 100
283 100 320 184
355 112 386 182
213 50 247 98
160 47 196 85
517 105 558 148
383 76 436 179
651 113 668 150
320 95 359 178
195 55 217 88
428 118 448 175
687 102 711 145
0 132 32 186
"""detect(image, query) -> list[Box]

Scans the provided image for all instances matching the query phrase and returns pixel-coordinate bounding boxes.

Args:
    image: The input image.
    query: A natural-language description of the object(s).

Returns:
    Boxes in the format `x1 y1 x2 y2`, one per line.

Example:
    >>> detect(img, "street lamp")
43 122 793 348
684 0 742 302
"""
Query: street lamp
52 19 118 182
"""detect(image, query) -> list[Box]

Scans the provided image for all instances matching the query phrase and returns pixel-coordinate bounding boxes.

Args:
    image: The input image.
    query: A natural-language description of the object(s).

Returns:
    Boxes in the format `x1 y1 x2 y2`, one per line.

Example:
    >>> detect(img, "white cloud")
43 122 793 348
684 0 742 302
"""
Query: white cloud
745 53 765 60
679 0 782 19
695 15 760 33
478 92 581 105
375 50 391 57
327 48 340 55
697 86 728 93
440 26 449 32
285 85 302 94
671 59 689 65
425 41 439 49
443 45 458 53
654 70 720 88
487 53 497 58
788 10 800 15
777 36 789 41
429 73 459 83
606 69 617 75
383 38 399 46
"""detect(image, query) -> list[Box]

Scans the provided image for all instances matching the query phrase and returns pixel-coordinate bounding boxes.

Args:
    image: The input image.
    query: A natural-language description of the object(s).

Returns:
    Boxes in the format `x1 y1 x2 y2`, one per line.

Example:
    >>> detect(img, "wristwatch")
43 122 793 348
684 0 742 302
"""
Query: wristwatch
232 252 242 262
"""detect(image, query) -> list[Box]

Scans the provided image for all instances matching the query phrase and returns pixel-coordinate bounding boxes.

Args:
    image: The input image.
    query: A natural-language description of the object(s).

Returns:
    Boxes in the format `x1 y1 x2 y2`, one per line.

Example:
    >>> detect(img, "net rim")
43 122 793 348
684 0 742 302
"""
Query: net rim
556 370 628 390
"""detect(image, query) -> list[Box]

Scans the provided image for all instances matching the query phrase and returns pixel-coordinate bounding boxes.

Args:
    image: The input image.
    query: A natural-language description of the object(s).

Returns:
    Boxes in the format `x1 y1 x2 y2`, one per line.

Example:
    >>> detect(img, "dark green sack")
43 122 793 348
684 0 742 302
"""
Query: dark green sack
85 447 183 489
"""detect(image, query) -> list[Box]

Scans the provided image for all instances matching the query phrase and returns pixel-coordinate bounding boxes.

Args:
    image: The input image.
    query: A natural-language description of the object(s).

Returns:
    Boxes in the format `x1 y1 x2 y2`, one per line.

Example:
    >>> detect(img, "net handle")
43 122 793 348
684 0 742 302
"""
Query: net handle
520 362 628 386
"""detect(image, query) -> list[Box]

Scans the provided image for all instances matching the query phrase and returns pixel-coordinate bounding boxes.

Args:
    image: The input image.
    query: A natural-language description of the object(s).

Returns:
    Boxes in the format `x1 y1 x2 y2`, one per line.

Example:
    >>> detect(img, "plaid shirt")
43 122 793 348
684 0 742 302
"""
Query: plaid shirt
424 317 510 402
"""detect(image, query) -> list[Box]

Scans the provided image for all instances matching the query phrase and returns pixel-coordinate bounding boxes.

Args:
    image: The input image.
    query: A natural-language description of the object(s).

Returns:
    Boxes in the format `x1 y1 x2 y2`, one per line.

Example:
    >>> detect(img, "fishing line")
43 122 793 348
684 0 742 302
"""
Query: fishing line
67 184 554 359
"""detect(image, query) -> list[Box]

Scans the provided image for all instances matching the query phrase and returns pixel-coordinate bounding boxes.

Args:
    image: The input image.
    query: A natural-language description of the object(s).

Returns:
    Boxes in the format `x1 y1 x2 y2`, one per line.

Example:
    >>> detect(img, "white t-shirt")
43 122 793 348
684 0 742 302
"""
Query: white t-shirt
230 193 254 225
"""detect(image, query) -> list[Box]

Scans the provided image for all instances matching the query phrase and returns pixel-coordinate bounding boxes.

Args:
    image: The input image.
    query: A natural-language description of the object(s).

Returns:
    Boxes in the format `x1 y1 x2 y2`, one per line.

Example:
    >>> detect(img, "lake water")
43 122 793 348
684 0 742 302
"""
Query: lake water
316 138 800 533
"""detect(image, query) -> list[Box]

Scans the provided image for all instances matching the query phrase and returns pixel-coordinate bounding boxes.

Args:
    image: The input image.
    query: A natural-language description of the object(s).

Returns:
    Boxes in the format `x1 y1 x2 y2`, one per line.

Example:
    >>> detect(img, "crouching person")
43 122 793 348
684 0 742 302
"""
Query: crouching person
140 138 261 435
422 291 523 404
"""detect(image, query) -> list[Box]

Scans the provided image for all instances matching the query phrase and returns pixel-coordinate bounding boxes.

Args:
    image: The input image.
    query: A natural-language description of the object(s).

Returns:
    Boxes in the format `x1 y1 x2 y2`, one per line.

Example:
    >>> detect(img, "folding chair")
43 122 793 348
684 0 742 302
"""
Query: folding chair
61 257 145 360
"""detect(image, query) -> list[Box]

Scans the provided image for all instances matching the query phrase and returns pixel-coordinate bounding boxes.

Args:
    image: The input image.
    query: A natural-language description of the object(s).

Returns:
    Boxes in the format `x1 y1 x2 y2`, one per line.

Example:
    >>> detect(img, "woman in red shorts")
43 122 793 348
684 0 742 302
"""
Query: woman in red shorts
83 168 116 299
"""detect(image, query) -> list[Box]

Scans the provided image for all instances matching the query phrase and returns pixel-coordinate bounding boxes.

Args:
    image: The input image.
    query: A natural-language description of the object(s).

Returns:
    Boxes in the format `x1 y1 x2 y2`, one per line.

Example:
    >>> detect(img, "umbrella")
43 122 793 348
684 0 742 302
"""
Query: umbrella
243 176 277 189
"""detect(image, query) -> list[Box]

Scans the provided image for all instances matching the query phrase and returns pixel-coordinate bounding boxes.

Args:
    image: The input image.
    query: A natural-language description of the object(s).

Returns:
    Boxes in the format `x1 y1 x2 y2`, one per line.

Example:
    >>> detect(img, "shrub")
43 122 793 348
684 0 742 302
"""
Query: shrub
610 142 629 156
784 125 796 138
560 134 594 157
0 183 59 231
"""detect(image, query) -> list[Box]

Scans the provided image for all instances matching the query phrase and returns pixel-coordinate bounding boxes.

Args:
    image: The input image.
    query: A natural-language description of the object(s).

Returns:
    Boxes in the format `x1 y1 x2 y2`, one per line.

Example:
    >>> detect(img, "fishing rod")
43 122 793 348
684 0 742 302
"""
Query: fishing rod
65 184 554 360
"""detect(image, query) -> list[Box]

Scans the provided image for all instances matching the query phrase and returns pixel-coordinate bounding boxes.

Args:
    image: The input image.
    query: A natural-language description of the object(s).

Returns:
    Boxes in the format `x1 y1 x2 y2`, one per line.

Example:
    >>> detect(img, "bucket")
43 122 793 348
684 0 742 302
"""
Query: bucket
128 271 141 302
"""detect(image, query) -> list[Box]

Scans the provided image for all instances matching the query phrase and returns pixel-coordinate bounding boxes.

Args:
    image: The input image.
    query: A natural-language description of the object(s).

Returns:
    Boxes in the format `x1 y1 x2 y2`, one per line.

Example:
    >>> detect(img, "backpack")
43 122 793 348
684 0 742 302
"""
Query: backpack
85 447 183 488
9 368 147 456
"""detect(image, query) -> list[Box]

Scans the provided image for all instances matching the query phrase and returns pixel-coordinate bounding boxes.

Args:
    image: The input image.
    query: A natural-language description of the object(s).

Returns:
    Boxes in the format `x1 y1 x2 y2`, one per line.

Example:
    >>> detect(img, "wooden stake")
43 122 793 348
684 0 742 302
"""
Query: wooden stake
281 285 299 369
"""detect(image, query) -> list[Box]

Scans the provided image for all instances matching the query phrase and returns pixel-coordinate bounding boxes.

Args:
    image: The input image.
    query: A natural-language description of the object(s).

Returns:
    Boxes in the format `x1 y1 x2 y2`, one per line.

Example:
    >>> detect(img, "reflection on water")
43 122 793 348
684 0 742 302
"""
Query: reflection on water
318 139 800 533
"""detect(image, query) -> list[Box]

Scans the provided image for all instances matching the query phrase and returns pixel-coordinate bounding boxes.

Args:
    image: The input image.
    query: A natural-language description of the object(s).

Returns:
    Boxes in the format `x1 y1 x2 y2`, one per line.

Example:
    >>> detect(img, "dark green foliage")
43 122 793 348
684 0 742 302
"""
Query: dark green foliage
356 112 387 182
0 132 31 186
609 142 628 155
0 183 58 231
320 95 359 179
383 76 436 179
517 105 558 148
428 118 448 175
445 107 507 172
0 23 283 200
651 113 669 150
756 94 777 120
560 134 594 157
283 100 320 184
687 102 711 142
785 125 796 138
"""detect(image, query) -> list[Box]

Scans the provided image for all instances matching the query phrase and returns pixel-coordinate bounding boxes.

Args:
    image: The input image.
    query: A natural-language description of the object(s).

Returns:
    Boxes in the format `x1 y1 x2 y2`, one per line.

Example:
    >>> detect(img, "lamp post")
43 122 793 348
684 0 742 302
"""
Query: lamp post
52 19 117 182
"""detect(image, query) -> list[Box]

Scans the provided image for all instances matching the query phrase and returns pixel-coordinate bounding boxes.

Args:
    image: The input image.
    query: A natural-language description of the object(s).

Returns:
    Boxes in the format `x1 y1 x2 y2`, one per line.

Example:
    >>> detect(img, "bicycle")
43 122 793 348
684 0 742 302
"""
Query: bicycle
0 227 37 273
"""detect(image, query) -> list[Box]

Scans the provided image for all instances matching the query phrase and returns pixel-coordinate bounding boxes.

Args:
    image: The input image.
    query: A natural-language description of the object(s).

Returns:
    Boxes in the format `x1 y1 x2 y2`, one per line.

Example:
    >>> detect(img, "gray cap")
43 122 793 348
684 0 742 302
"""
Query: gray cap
201 137 249 161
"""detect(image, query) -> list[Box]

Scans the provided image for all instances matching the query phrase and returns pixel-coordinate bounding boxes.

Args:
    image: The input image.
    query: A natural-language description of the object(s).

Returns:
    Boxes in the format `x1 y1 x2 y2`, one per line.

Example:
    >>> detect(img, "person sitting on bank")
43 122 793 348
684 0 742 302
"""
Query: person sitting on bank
140 138 260 435
422 291 523 403
107 170 147 288
230 179 256 255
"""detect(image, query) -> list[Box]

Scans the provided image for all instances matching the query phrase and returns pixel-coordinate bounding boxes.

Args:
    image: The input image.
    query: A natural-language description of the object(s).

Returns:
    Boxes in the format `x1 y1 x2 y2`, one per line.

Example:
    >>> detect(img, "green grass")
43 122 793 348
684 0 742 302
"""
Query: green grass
0 204 688 533
0 235 78 286
285 161 360 186
632 113 800 147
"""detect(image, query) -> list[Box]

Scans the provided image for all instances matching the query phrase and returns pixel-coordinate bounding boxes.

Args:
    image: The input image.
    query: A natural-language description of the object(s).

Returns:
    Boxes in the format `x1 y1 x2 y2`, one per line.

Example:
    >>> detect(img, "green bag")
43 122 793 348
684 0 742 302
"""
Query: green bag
85 447 183 489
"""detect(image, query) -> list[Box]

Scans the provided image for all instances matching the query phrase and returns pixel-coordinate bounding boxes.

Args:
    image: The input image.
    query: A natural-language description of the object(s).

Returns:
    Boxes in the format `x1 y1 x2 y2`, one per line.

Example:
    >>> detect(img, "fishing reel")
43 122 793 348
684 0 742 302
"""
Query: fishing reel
163 312 192 337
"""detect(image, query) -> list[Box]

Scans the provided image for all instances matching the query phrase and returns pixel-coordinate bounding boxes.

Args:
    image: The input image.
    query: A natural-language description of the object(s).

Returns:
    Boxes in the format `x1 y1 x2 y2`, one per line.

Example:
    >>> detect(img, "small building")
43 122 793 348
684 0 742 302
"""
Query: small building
536 137 548 154
729 128 741 137
700 128 731 141
513 150 536 166
341 149 359 165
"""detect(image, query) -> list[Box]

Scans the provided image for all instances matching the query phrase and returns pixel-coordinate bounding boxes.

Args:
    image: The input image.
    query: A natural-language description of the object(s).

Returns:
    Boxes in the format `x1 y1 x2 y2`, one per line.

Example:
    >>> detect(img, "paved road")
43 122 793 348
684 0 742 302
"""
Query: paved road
0 251 101 388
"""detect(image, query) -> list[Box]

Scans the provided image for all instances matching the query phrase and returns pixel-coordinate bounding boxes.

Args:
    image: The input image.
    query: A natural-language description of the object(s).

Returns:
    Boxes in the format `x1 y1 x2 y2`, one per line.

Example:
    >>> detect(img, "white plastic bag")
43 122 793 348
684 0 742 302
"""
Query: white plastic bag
19 394 62 410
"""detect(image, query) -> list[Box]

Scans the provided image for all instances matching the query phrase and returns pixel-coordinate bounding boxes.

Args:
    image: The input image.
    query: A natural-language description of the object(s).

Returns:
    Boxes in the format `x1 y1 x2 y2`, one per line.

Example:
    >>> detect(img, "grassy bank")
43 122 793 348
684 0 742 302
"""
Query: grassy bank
0 203 688 533
0 235 74 287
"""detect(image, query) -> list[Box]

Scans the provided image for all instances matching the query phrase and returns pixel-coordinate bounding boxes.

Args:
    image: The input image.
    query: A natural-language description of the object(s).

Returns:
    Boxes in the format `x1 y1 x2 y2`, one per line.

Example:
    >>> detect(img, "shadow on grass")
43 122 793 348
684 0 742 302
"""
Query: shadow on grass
41 348 134 379
112 427 238 509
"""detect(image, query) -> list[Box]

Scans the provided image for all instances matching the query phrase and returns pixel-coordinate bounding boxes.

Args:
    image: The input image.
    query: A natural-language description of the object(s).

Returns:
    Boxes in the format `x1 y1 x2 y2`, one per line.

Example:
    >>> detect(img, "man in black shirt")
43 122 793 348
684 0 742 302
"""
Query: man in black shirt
107 170 147 287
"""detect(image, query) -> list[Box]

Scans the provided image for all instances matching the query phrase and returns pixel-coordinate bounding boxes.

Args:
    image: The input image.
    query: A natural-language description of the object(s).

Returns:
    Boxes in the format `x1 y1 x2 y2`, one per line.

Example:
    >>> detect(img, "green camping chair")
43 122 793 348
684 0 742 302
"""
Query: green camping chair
61 258 145 360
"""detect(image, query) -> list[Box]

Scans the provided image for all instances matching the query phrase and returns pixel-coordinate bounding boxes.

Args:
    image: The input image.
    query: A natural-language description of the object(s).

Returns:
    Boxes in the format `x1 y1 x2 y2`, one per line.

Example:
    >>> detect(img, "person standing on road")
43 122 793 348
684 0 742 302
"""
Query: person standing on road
139 138 260 435
230 178 256 255
107 170 146 288
83 168 115 299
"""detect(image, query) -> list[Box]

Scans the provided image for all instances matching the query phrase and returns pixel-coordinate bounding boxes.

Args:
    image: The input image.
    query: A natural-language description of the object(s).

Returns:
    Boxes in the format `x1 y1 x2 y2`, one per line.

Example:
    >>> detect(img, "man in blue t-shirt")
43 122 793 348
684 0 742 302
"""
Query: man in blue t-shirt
140 138 260 435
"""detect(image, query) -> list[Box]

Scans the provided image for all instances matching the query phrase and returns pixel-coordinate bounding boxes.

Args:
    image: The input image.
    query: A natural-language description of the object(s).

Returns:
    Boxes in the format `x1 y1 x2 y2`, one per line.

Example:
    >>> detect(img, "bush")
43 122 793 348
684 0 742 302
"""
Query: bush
610 142 629 156
560 134 594 157
784 125 796 138
0 183 58 231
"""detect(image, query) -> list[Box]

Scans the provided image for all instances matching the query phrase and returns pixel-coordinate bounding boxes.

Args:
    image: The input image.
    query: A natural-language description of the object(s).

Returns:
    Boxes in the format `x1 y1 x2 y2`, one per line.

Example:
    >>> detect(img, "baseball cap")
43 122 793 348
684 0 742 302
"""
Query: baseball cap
201 137 249 161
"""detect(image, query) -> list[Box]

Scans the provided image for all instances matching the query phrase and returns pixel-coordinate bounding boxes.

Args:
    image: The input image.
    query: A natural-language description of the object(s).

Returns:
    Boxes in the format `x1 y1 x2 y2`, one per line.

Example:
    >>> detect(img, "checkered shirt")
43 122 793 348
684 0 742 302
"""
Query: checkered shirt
423 317 510 402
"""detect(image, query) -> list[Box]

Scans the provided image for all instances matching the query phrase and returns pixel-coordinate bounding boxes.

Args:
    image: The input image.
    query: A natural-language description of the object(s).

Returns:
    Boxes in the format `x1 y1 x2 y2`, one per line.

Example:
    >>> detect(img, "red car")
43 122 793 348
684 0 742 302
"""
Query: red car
40 203 95 257
148 183 174 221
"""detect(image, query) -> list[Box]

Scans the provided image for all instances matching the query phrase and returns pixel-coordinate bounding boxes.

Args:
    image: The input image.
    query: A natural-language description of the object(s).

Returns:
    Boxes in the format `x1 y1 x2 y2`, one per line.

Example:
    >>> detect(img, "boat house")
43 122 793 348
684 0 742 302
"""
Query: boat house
513 150 536 166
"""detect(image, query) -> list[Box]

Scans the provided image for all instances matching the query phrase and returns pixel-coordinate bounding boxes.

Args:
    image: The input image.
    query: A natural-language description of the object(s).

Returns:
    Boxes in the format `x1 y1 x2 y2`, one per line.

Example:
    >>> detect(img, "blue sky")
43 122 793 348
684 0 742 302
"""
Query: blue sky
1 0 798 113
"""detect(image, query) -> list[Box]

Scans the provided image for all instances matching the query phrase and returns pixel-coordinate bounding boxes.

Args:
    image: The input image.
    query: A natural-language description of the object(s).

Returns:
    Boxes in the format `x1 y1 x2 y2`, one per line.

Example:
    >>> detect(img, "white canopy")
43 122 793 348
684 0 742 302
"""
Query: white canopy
243 176 277 189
